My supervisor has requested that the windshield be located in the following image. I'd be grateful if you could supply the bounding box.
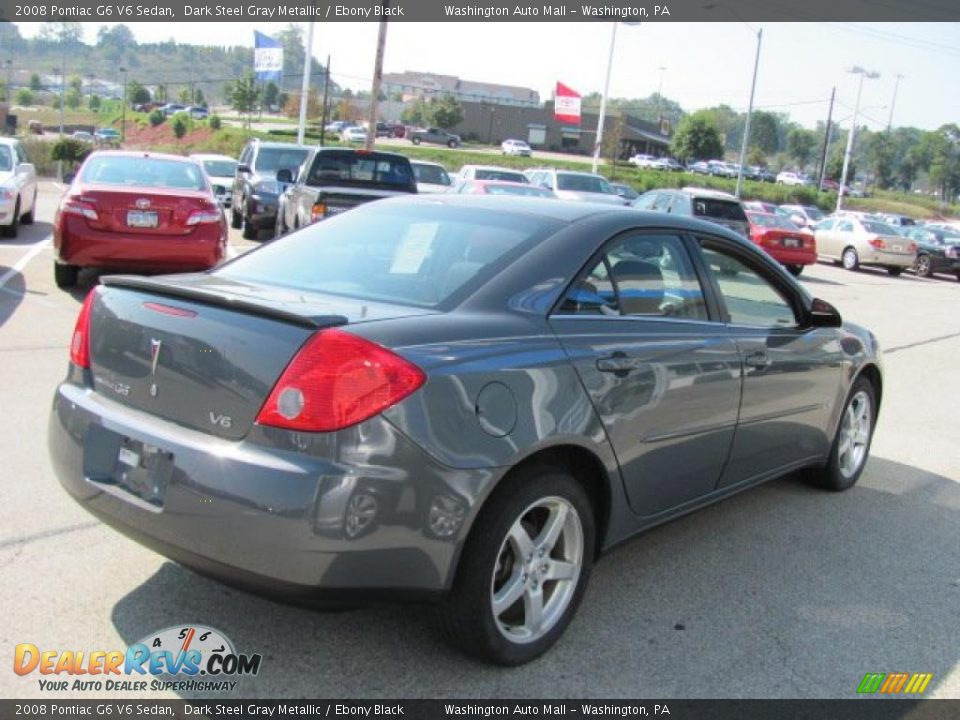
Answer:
[484,183,553,197]
[802,206,825,221]
[693,198,748,222]
[202,160,237,177]
[217,205,558,308]
[307,151,414,189]
[413,164,451,185]
[557,173,612,193]
[474,169,527,183]
[81,156,207,190]
[254,147,310,174]
[0,146,12,172]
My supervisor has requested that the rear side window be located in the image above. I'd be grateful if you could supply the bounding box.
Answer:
[557,174,611,193]
[413,164,450,185]
[81,156,207,190]
[308,152,413,189]
[692,198,747,222]
[218,205,558,308]
[700,244,797,327]
[0,146,12,172]
[474,169,527,183]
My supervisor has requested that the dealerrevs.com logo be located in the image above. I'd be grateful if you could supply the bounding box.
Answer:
[14,625,262,693]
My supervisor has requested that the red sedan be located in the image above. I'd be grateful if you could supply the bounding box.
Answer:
[53,151,227,288]
[746,211,816,276]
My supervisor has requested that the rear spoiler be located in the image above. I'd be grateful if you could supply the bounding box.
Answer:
[100,275,348,330]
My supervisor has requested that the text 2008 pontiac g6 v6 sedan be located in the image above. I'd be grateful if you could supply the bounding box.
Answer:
[49,196,882,665]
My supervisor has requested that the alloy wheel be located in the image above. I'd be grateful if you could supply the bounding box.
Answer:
[837,390,872,479]
[490,496,583,644]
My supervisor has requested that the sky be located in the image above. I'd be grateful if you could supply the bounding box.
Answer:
[14,21,960,131]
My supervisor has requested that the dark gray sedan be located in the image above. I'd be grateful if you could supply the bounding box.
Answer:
[49,196,883,666]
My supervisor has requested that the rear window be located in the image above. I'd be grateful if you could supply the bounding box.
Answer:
[254,147,310,174]
[802,206,825,221]
[483,184,554,198]
[217,204,559,308]
[861,220,900,236]
[412,163,450,186]
[557,173,612,193]
[201,160,237,177]
[693,198,747,222]
[308,151,414,189]
[81,156,207,190]
[474,169,528,183]
[748,213,799,230]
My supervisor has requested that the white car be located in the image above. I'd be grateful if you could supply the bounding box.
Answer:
[342,126,368,143]
[501,139,532,157]
[453,165,529,184]
[190,153,239,208]
[0,138,38,238]
[410,160,452,193]
[776,171,809,186]
[629,154,658,168]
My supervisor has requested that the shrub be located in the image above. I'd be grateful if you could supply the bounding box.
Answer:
[19,137,54,176]
[148,109,164,127]
[172,114,188,144]
[15,88,34,106]
[208,115,222,131]
[51,138,93,167]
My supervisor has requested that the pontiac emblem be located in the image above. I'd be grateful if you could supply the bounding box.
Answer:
[135,198,152,210]
[149,338,162,397]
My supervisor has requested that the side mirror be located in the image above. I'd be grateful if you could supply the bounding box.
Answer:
[237,164,251,174]
[276,168,294,184]
[809,298,842,328]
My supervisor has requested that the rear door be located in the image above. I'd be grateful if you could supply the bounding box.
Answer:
[549,230,742,517]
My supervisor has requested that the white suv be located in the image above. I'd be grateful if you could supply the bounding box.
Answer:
[501,139,532,157]
[0,138,38,238]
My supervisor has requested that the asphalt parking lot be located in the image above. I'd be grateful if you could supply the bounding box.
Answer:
[1,181,958,699]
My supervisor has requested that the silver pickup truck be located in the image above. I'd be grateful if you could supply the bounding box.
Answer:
[409,127,461,148]
[275,148,418,238]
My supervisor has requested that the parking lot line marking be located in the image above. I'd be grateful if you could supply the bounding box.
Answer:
[0,239,51,291]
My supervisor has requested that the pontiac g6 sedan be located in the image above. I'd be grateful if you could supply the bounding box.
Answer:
[49,196,883,665]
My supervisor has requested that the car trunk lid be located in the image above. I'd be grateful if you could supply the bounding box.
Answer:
[73,186,216,236]
[88,274,435,440]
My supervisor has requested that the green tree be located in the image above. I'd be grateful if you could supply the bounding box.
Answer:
[172,113,189,146]
[68,75,83,93]
[671,110,724,161]
[65,87,82,109]
[126,80,151,106]
[429,95,463,130]
[264,81,280,110]
[786,127,817,169]
[178,87,192,104]
[51,138,92,167]
[39,22,84,44]
[154,85,168,103]
[16,88,34,106]
[400,99,429,126]
[29,73,41,92]
[148,109,164,127]
[748,111,780,155]
[194,89,205,107]
[225,72,260,128]
[864,131,896,189]
[89,94,101,111]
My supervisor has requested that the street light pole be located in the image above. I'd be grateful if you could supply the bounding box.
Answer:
[296,22,315,146]
[592,22,619,175]
[734,26,761,198]
[119,68,127,144]
[837,66,879,212]
[656,65,666,120]
[886,73,904,132]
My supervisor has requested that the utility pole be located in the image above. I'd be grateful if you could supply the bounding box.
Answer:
[319,55,331,146]
[734,26,762,198]
[592,22,619,174]
[296,22,315,145]
[817,86,835,192]
[365,14,389,151]
[886,74,904,132]
[837,66,879,212]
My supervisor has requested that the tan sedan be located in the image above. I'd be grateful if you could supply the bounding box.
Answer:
[813,216,917,276]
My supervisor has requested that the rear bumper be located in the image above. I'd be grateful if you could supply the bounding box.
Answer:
[766,247,817,266]
[55,217,224,271]
[49,380,496,599]
[246,194,278,229]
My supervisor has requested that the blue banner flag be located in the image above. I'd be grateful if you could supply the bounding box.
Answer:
[254,31,283,82]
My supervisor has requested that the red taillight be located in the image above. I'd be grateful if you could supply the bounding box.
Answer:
[186,203,222,225]
[61,198,99,222]
[70,289,97,368]
[868,236,887,250]
[256,328,426,432]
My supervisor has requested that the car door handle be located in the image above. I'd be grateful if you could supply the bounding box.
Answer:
[597,353,641,374]
[744,350,771,369]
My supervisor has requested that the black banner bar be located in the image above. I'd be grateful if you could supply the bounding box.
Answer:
[2,700,960,720]
[0,0,958,23]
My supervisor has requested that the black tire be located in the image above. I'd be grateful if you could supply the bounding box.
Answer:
[54,263,79,288]
[913,254,931,278]
[240,201,257,240]
[439,465,595,666]
[841,246,859,271]
[22,191,37,225]
[804,376,876,491]
[230,205,242,229]
[448,140,458,148]
[412,137,421,145]
[887,266,903,277]
[273,211,286,240]
[786,264,803,277]
[2,199,19,238]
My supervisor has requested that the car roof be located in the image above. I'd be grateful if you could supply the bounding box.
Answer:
[410,160,446,168]
[462,164,526,171]
[680,187,738,200]
[189,153,236,162]
[251,140,313,150]
[86,150,199,163]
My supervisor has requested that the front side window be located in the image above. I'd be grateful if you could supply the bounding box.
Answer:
[700,243,797,328]
[559,234,708,320]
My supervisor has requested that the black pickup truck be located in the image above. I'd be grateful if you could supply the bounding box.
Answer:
[274,148,417,237]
